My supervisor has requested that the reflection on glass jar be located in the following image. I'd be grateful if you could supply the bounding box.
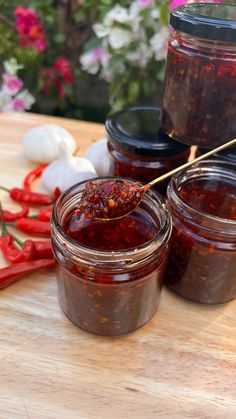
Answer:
[161,4,236,147]
[51,178,172,335]
[106,106,190,195]
[164,160,236,304]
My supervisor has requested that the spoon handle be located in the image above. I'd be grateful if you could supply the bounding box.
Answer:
[146,138,236,189]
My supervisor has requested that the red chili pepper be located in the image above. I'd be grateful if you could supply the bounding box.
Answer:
[23,164,48,190]
[0,202,36,264]
[34,240,53,259]
[14,218,51,237]
[0,202,20,260]
[0,235,20,261]
[38,208,52,221]
[0,258,55,289]
[0,203,29,222]
[54,187,61,199]
[9,188,54,206]
[30,208,52,222]
[3,238,35,264]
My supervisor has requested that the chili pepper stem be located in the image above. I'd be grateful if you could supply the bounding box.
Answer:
[0,212,23,247]
[11,234,24,247]
[0,186,10,192]
[0,203,8,237]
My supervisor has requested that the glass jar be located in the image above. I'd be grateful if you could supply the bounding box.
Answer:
[106,106,190,195]
[161,4,236,148]
[164,160,236,304]
[197,145,236,164]
[51,178,172,335]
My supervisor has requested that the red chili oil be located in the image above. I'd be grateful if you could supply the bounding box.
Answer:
[78,179,144,220]
[64,209,157,252]
[51,178,171,335]
[106,106,190,195]
[161,4,236,147]
[164,161,236,304]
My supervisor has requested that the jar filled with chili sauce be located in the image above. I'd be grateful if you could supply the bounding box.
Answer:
[161,4,236,148]
[106,106,190,195]
[164,160,236,304]
[51,178,171,335]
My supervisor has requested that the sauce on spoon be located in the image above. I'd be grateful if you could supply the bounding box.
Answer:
[79,179,145,220]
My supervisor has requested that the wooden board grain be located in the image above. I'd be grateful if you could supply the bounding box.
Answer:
[0,112,235,419]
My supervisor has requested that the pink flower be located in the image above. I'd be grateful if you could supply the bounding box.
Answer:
[80,47,110,74]
[53,57,74,84]
[41,57,73,99]
[137,0,155,9]
[15,6,46,52]
[11,98,25,111]
[169,0,188,10]
[2,73,23,95]
[169,0,221,11]
[92,47,107,61]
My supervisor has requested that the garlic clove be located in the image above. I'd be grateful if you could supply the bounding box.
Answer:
[41,155,97,194]
[85,138,114,177]
[22,124,77,164]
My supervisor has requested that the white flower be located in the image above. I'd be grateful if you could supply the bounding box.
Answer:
[80,50,100,75]
[128,3,142,32]
[150,26,170,61]
[151,9,160,19]
[3,58,23,76]
[80,47,110,75]
[15,90,35,110]
[109,27,133,49]
[0,91,11,111]
[105,5,129,26]
[127,43,152,68]
[93,23,110,38]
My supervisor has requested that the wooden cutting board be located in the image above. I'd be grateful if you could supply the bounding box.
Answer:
[0,112,235,419]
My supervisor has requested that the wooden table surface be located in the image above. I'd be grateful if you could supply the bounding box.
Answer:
[0,112,235,419]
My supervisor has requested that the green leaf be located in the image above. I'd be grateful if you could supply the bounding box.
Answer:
[54,33,66,44]
[128,80,140,103]
[111,97,126,112]
[74,9,87,23]
[160,4,170,25]
[100,0,114,4]
[108,55,124,70]
[84,37,102,52]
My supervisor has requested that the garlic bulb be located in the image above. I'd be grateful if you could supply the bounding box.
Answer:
[42,144,97,194]
[22,124,77,163]
[85,138,113,177]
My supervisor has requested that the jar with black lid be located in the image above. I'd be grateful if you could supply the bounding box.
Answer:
[106,106,190,195]
[161,4,236,148]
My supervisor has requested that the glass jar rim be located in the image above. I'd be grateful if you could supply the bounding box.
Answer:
[167,160,236,233]
[170,4,236,43]
[198,146,236,163]
[51,177,172,265]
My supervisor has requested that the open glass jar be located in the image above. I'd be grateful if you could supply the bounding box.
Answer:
[161,4,236,147]
[197,145,236,164]
[164,160,236,304]
[51,178,172,335]
[106,106,190,195]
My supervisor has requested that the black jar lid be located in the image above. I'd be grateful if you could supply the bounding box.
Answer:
[170,4,236,42]
[106,106,189,157]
